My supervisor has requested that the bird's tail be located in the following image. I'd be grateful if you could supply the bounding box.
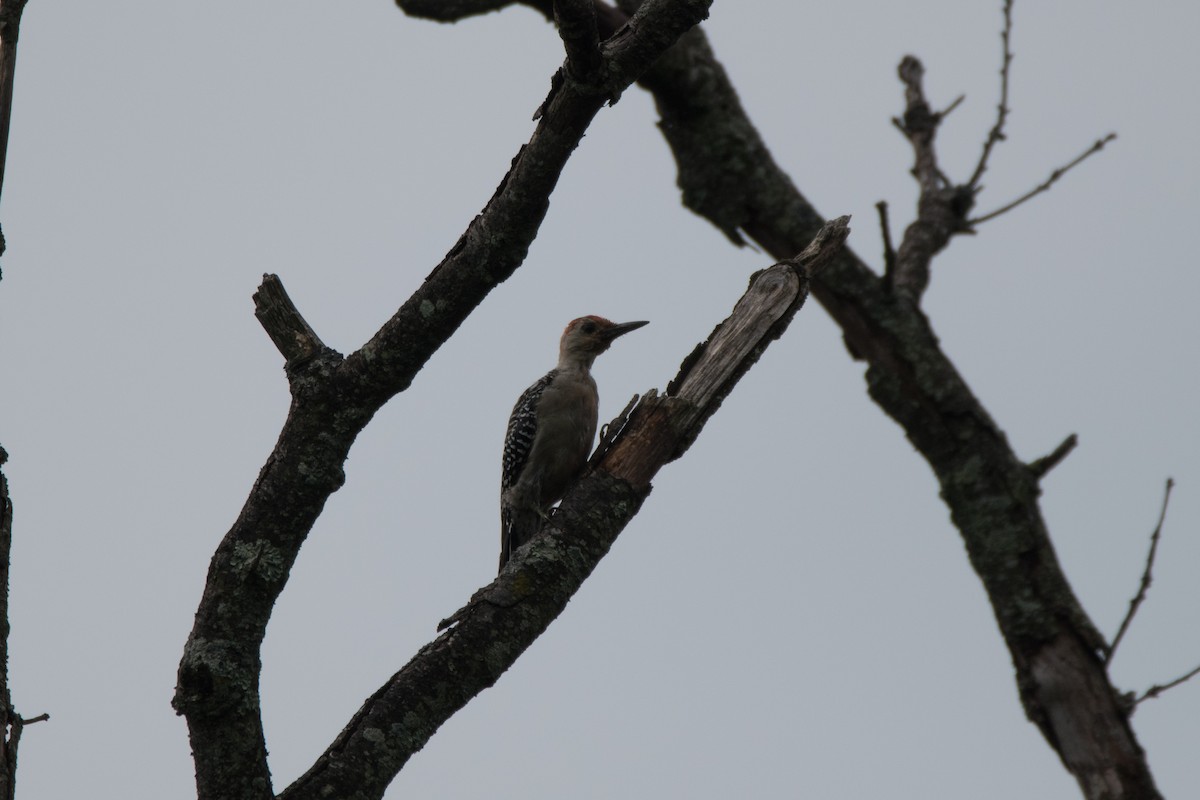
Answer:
[499,507,543,572]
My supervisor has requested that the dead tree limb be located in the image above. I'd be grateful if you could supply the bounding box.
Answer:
[279,218,849,800]
[0,0,28,262]
[0,4,40,798]
[551,9,1157,799]
[0,448,14,800]
[172,3,712,799]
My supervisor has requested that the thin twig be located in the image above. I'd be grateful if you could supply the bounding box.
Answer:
[1028,433,1078,480]
[1106,478,1174,664]
[1135,662,1200,707]
[968,0,1014,189]
[940,94,966,120]
[876,201,897,282]
[969,133,1117,225]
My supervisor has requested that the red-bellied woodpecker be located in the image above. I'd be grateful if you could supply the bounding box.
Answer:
[499,316,648,570]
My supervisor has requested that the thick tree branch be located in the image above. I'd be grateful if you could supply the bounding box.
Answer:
[0,0,30,264]
[393,0,520,21]
[340,0,711,409]
[279,219,848,800]
[614,18,1159,800]
[0,4,34,795]
[554,0,601,82]
[174,4,712,799]
[0,447,14,800]
[0,448,45,800]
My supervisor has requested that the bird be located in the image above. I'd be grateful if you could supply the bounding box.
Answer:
[499,316,648,571]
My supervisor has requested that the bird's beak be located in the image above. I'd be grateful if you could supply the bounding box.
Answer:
[603,320,649,341]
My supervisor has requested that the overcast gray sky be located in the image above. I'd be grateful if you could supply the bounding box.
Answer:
[1,1,1197,798]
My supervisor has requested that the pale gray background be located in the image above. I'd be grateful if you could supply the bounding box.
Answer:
[1,1,1197,798]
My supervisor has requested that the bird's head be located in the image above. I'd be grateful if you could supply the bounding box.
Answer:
[558,316,649,368]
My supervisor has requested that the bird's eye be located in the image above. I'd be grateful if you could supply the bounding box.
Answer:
[581,321,598,334]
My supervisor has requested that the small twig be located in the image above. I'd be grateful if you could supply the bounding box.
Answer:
[14,712,48,725]
[969,133,1117,225]
[940,94,966,119]
[1027,433,1078,479]
[968,0,1015,188]
[1106,478,1174,664]
[1135,662,1200,708]
[876,201,897,283]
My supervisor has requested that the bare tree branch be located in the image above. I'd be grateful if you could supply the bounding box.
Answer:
[877,3,1112,305]
[620,18,1160,800]
[969,133,1117,225]
[0,0,31,264]
[252,274,332,369]
[876,200,897,284]
[1136,662,1200,707]
[0,5,36,797]
[1106,478,1174,664]
[173,3,713,799]
[887,55,975,303]
[0,449,46,800]
[393,0,522,22]
[280,218,849,800]
[554,0,601,83]
[0,446,15,800]
[968,0,1015,189]
[1027,433,1078,480]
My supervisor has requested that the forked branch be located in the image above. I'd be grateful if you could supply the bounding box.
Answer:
[887,55,975,303]
[612,12,1160,798]
[281,218,849,800]
[175,4,714,799]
